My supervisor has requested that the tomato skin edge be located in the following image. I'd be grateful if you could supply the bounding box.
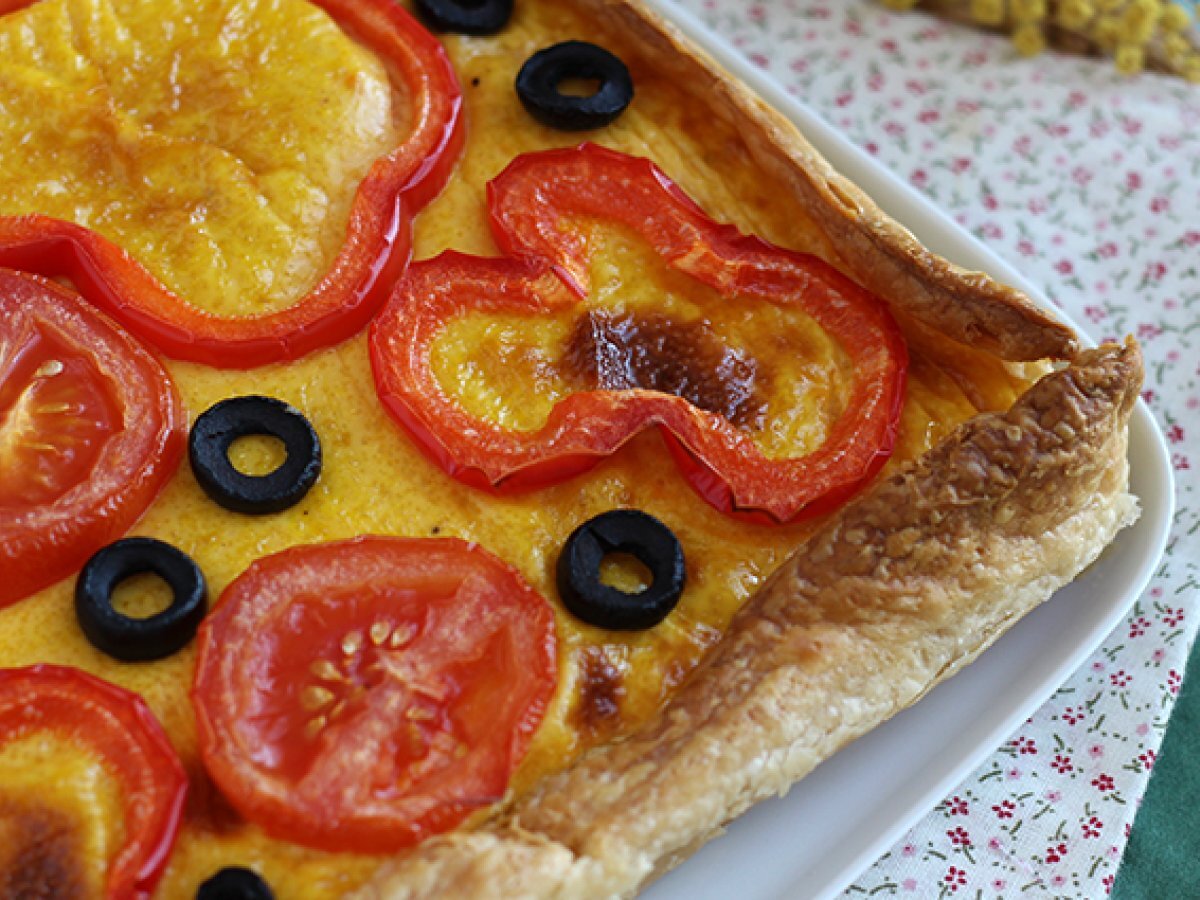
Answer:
[0,665,187,900]
[0,269,186,608]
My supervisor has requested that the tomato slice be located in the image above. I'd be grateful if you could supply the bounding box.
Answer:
[0,665,187,900]
[0,0,463,367]
[0,269,184,608]
[191,536,558,853]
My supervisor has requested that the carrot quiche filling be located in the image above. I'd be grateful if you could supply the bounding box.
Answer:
[0,0,1042,896]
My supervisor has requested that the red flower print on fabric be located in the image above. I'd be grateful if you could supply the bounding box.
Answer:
[944,866,967,891]
[1045,842,1069,864]
[946,826,972,847]
[1051,754,1074,774]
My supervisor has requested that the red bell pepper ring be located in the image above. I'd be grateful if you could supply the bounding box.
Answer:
[0,0,463,368]
[371,144,908,524]
[0,665,187,900]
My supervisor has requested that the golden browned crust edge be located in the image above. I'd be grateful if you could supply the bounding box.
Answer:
[360,341,1142,899]
[581,0,1077,362]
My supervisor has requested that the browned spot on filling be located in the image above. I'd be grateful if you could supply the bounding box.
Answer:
[573,645,627,737]
[564,311,767,429]
[0,797,87,900]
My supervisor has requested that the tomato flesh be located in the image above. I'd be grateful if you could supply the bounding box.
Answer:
[0,665,187,900]
[0,268,185,608]
[0,326,120,508]
[192,536,558,853]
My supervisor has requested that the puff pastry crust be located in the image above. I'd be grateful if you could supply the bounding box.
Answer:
[360,340,1140,898]
[354,1,1142,896]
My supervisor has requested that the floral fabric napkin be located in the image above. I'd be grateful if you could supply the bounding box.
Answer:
[673,0,1199,896]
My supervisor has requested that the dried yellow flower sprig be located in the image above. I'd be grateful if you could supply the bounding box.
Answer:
[879,0,1200,80]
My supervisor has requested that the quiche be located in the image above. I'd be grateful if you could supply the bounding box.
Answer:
[0,0,1141,897]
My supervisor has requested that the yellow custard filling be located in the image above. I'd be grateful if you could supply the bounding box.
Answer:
[0,0,399,316]
[432,225,853,457]
[0,734,123,897]
[0,0,1038,896]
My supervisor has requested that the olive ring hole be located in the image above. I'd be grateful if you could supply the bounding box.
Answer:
[598,550,653,595]
[110,572,176,620]
[555,76,604,100]
[228,434,289,478]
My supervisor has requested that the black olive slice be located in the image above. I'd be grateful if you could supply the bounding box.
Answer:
[189,396,321,515]
[414,0,513,35]
[196,867,274,900]
[556,509,685,631]
[75,538,207,662]
[516,41,633,131]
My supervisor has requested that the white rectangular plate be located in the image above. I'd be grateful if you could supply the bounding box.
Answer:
[638,3,1176,899]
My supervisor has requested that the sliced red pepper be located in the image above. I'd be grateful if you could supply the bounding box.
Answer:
[371,144,908,524]
[0,665,187,900]
[0,0,463,368]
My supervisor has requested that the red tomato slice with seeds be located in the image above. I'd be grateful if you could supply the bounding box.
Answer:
[0,666,187,900]
[191,536,558,853]
[0,269,185,607]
